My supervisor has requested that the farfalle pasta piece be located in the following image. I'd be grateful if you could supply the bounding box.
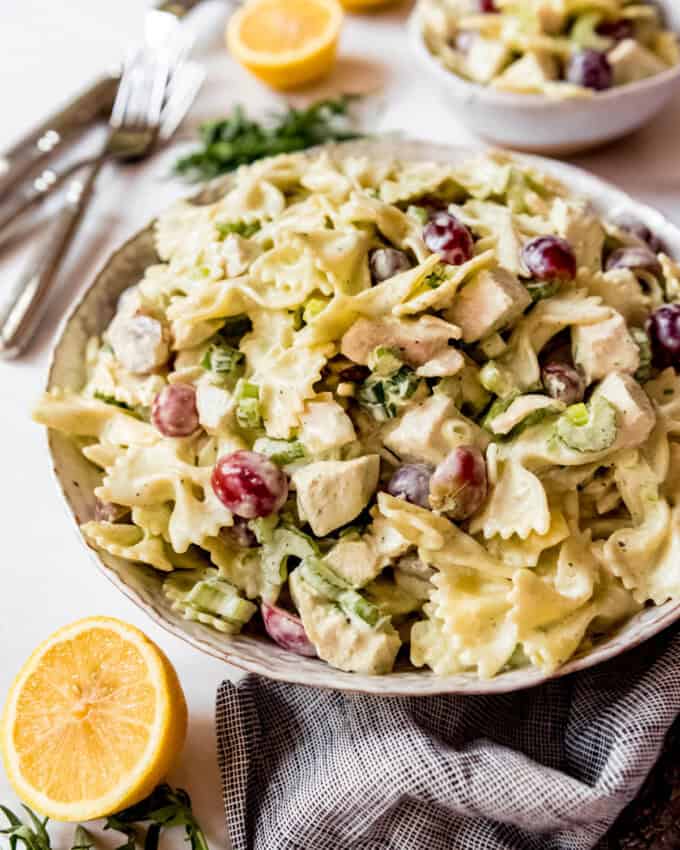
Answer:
[470,455,551,540]
[493,290,611,394]
[484,502,570,568]
[84,343,166,409]
[34,391,158,446]
[645,368,680,437]
[376,493,514,580]
[413,570,516,678]
[81,521,174,572]
[396,250,496,316]
[598,450,679,604]
[378,161,463,206]
[214,176,286,224]
[155,200,217,265]
[338,192,429,261]
[95,440,233,553]
[454,200,526,274]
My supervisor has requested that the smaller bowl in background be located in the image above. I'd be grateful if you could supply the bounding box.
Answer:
[408,0,680,155]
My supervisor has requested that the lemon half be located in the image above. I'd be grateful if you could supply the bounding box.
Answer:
[227,0,344,90]
[0,617,187,822]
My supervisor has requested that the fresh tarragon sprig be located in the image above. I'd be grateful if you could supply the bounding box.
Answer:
[174,95,364,181]
[0,785,208,850]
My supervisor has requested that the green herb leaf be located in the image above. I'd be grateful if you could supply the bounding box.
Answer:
[70,826,94,850]
[174,97,363,182]
[0,804,52,850]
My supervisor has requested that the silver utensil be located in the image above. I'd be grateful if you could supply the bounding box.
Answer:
[0,33,187,358]
[0,0,207,199]
[0,61,204,237]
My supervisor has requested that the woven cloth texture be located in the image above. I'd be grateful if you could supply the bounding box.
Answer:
[216,626,680,850]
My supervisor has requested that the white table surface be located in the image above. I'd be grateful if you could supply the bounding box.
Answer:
[2,2,680,847]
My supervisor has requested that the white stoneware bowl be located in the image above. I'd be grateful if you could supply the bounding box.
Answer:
[408,1,680,154]
[45,139,680,695]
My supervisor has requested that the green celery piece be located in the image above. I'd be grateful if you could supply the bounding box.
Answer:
[525,280,561,303]
[338,589,380,627]
[367,345,403,376]
[254,436,306,465]
[216,219,261,239]
[249,514,280,544]
[566,403,589,427]
[406,204,429,224]
[302,297,330,324]
[202,341,245,376]
[571,12,611,51]
[357,366,421,422]
[300,556,350,599]
[261,527,318,592]
[557,397,617,452]
[186,578,256,623]
[479,360,517,398]
[235,380,262,430]
[631,327,653,382]
[481,394,518,431]
[174,97,363,181]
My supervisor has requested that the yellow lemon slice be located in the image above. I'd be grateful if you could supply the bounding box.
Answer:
[0,617,187,822]
[341,0,396,9]
[226,0,344,90]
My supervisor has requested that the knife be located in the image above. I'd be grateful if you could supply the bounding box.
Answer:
[0,0,211,200]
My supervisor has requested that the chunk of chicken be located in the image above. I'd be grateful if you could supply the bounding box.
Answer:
[107,311,170,375]
[340,315,461,372]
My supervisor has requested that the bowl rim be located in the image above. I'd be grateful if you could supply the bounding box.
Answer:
[43,138,680,696]
[407,6,680,110]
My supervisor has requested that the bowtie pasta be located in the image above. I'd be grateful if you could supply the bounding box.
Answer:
[35,148,680,678]
[419,0,679,96]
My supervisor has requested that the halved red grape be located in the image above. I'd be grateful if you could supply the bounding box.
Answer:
[596,19,634,42]
[646,304,680,368]
[542,362,585,405]
[212,451,288,519]
[261,603,317,657]
[606,245,662,277]
[423,212,474,266]
[151,383,200,438]
[523,236,577,282]
[429,446,487,520]
[566,49,613,91]
[369,248,412,283]
[386,464,434,509]
[479,0,497,11]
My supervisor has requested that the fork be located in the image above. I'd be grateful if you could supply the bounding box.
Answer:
[0,38,181,358]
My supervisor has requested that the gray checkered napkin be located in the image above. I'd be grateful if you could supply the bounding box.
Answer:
[216,625,680,850]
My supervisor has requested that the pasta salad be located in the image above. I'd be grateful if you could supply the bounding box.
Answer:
[419,0,679,96]
[35,148,680,678]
